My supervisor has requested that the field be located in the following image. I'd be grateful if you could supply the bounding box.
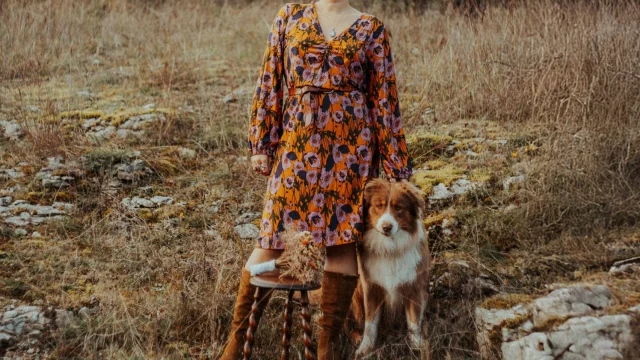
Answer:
[1,0,639,359]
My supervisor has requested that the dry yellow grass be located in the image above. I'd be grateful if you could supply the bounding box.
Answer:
[1,0,639,359]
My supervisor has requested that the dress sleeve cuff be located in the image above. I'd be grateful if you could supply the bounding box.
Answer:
[249,142,278,157]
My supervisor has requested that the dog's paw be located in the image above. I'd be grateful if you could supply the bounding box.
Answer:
[355,337,375,357]
[408,333,423,350]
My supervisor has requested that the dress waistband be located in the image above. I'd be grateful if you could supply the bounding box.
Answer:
[288,85,359,97]
[288,86,361,125]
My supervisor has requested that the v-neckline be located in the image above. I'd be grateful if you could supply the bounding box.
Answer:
[311,2,365,43]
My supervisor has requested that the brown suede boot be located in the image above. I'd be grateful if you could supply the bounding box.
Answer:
[318,271,359,360]
[219,269,272,360]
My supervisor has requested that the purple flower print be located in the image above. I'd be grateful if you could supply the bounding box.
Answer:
[350,61,364,79]
[261,219,272,233]
[284,210,295,227]
[307,169,318,184]
[354,106,364,118]
[329,92,340,104]
[297,221,309,232]
[303,68,315,82]
[294,161,305,174]
[313,193,325,208]
[320,168,333,189]
[390,154,400,165]
[308,212,325,228]
[342,229,353,242]
[375,59,385,73]
[357,145,372,161]
[372,44,384,57]
[284,176,295,188]
[250,125,259,139]
[266,92,278,107]
[306,53,320,68]
[299,21,310,31]
[311,230,323,244]
[337,169,348,182]
[392,116,402,134]
[386,61,396,77]
[270,177,281,194]
[359,163,370,176]
[391,137,398,151]
[356,30,367,42]
[317,110,330,129]
[282,152,292,169]
[361,19,372,30]
[304,152,320,168]
[262,71,273,88]
[346,154,357,167]
[314,72,329,87]
[379,98,390,111]
[332,145,344,163]
[265,199,273,213]
[260,236,270,248]
[256,108,266,121]
[303,6,313,18]
[360,128,371,141]
[336,204,347,223]
[349,214,361,228]
[352,91,364,104]
[309,133,321,148]
[333,111,344,123]
[341,97,352,108]
[331,74,342,86]
[326,230,338,246]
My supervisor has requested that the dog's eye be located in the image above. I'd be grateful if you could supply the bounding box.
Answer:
[394,205,404,211]
[374,202,385,209]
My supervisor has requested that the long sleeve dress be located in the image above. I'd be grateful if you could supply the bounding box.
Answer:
[248,2,413,250]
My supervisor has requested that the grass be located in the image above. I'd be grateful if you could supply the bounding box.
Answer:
[1,0,639,359]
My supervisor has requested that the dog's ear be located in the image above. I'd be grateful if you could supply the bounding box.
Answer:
[363,178,389,213]
[398,179,425,217]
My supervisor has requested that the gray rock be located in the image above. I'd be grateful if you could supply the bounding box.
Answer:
[177,147,196,159]
[0,120,23,140]
[451,179,476,195]
[429,183,455,200]
[503,174,526,191]
[14,229,28,237]
[150,196,173,206]
[0,196,12,206]
[609,257,640,274]
[532,285,612,326]
[81,117,101,130]
[55,309,75,329]
[234,223,260,239]
[235,212,261,225]
[0,168,25,179]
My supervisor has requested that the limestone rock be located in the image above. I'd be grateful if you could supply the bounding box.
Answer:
[235,212,261,225]
[234,223,260,239]
[430,183,455,200]
[0,120,23,140]
[476,284,638,360]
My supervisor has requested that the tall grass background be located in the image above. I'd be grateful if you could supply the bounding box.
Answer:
[1,0,638,358]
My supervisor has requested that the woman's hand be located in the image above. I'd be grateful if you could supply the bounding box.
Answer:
[251,155,272,176]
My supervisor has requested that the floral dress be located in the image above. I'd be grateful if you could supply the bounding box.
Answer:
[248,2,412,249]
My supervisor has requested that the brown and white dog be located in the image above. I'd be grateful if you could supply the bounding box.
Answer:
[354,178,431,356]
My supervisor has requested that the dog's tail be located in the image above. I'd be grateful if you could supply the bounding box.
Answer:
[345,280,365,343]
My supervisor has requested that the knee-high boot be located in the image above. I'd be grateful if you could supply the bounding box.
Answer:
[317,271,359,360]
[219,269,272,360]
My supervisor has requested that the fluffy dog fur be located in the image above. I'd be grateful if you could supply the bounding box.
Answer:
[351,178,431,356]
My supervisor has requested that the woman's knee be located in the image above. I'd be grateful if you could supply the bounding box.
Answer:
[324,243,358,276]
[244,246,282,269]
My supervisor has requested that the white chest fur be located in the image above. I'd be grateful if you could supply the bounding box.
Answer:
[363,228,423,305]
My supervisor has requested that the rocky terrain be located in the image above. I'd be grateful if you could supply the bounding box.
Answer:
[1,1,639,359]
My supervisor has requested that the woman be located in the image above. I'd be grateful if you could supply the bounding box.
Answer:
[220,1,412,359]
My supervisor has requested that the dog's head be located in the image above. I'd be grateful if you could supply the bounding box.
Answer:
[363,178,425,238]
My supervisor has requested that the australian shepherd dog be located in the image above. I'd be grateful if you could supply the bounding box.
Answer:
[352,178,431,356]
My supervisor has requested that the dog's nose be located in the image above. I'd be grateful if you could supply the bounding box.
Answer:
[381,223,393,234]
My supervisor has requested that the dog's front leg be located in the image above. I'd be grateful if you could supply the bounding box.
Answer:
[404,295,426,349]
[355,283,384,356]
